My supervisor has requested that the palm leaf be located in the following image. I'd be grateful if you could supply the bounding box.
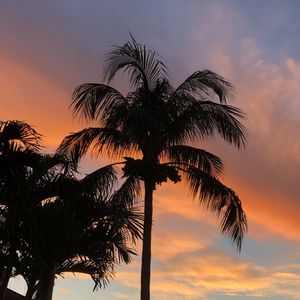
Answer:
[184,166,247,250]
[0,120,42,151]
[58,127,104,165]
[98,128,140,159]
[166,145,223,177]
[104,101,151,136]
[58,257,112,290]
[165,100,246,148]
[104,36,168,90]
[109,175,141,208]
[174,70,233,103]
[105,203,143,244]
[72,84,125,121]
[58,127,139,164]
[80,165,117,200]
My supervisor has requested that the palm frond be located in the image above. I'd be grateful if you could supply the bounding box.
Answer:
[165,100,246,148]
[0,120,42,151]
[104,36,168,90]
[58,127,139,164]
[58,257,112,290]
[103,99,150,133]
[109,175,141,208]
[28,153,74,182]
[106,204,143,244]
[166,145,223,177]
[101,89,161,152]
[71,84,125,121]
[112,235,136,264]
[174,70,233,103]
[95,128,140,160]
[101,94,132,129]
[58,127,103,165]
[80,165,117,200]
[184,167,247,250]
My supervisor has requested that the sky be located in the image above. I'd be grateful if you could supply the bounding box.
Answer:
[1,0,300,299]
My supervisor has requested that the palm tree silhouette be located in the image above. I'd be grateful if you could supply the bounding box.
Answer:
[18,163,142,300]
[0,120,41,300]
[0,120,142,300]
[59,37,247,300]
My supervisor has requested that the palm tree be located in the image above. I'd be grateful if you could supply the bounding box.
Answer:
[0,120,41,300]
[19,165,142,300]
[0,151,73,300]
[0,135,142,300]
[59,37,247,300]
[2,151,78,300]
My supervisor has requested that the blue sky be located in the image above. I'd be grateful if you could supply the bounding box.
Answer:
[1,1,300,299]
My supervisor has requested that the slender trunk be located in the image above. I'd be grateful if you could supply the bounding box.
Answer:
[25,278,38,300]
[140,180,154,300]
[25,285,36,300]
[35,268,55,300]
[0,252,15,300]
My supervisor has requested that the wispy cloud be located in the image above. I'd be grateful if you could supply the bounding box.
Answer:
[116,248,300,299]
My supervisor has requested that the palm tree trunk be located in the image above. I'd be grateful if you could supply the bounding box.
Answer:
[0,252,14,300]
[25,278,38,300]
[0,267,11,300]
[140,180,154,300]
[35,268,55,300]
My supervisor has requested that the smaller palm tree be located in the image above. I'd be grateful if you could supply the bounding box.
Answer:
[1,150,142,300]
[0,120,142,300]
[17,165,142,300]
[0,120,41,300]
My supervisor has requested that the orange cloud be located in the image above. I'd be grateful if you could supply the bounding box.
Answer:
[56,288,71,294]
[152,229,207,261]
[113,249,300,299]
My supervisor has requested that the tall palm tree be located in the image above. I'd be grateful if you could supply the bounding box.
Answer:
[59,37,247,300]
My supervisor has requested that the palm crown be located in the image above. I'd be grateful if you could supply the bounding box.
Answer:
[59,36,247,300]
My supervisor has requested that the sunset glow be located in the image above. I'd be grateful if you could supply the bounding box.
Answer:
[1,1,300,299]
